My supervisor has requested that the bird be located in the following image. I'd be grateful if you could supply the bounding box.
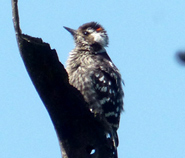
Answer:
[64,22,124,148]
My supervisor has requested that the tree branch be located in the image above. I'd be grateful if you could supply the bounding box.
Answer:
[11,0,117,158]
[176,52,185,65]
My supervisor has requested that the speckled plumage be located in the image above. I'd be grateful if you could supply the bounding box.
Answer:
[64,22,124,146]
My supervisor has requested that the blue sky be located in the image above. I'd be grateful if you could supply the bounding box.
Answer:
[1,0,185,157]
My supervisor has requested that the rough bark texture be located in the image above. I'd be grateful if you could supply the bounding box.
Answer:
[11,0,117,158]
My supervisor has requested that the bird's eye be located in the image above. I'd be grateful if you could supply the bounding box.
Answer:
[83,31,89,35]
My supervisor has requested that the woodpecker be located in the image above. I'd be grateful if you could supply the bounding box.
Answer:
[64,22,124,147]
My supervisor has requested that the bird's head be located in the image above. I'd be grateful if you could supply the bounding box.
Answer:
[64,22,109,50]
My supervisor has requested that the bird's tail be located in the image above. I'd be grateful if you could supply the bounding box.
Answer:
[109,130,119,158]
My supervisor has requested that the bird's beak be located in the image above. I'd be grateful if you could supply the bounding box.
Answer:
[63,26,77,36]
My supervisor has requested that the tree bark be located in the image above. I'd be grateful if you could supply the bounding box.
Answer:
[11,1,117,158]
